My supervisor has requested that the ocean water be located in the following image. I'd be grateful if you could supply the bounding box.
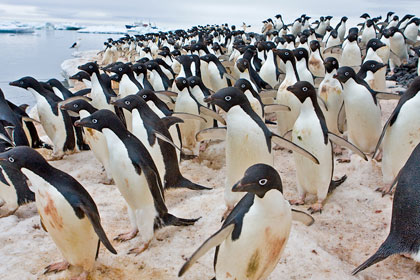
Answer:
[0,30,116,106]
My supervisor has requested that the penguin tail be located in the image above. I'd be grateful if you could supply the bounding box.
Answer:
[163,213,201,227]
[352,237,398,275]
[328,174,347,193]
[168,175,212,191]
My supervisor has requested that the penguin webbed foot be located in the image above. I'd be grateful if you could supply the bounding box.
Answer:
[44,261,70,274]
[163,213,201,227]
[128,240,151,256]
[71,271,88,280]
[100,177,114,185]
[289,199,305,206]
[114,229,139,242]
[336,157,351,163]
[308,202,323,214]
[375,184,394,197]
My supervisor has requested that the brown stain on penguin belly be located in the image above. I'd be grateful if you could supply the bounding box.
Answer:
[86,128,98,141]
[260,227,286,277]
[43,193,64,230]
[246,249,260,278]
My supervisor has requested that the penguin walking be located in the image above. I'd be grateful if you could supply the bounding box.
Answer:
[201,87,318,216]
[336,17,348,42]
[179,163,314,279]
[0,146,117,279]
[9,77,76,159]
[352,142,420,275]
[373,77,420,194]
[75,110,199,254]
[287,81,366,213]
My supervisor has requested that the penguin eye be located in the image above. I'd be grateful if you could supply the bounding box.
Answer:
[373,42,376,45]
[332,61,336,65]
[299,51,303,54]
[118,67,123,71]
[302,87,308,92]
[259,179,268,185]
[125,100,130,105]
[142,94,147,99]
[285,51,289,55]
[371,64,375,68]
[344,72,349,76]
[92,119,98,124]
[89,65,93,69]
[225,96,232,101]
[183,80,186,84]
[8,156,14,163]
[74,104,78,108]
[241,84,245,88]
[20,81,24,85]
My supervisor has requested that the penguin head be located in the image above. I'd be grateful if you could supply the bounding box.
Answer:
[110,73,121,82]
[287,81,317,104]
[175,77,189,90]
[236,58,250,73]
[274,49,296,64]
[137,57,150,64]
[330,29,338,38]
[366,19,374,27]
[200,54,215,63]
[361,60,387,74]
[360,13,370,19]
[384,27,400,38]
[145,61,159,72]
[112,94,145,112]
[75,109,120,132]
[109,63,131,76]
[324,57,339,73]
[334,66,356,84]
[299,35,308,44]
[131,63,147,75]
[341,16,348,22]
[232,164,283,198]
[348,27,359,36]
[366,39,385,51]
[69,71,90,82]
[46,78,61,89]
[0,146,51,172]
[137,89,157,102]
[78,62,99,75]
[187,76,203,89]
[293,48,309,62]
[9,76,39,89]
[60,98,95,114]
[204,87,249,112]
[347,32,358,43]
[234,79,256,94]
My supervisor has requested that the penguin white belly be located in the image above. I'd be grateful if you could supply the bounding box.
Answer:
[296,61,314,84]
[244,90,263,119]
[200,63,212,90]
[191,88,213,130]
[318,77,343,134]
[79,111,111,180]
[308,52,325,77]
[131,110,165,184]
[378,40,390,64]
[292,103,332,198]
[150,71,165,91]
[22,169,98,271]
[0,169,18,212]
[341,42,361,68]
[90,74,115,112]
[174,93,201,156]
[276,78,301,136]
[361,28,376,46]
[119,75,139,132]
[225,106,273,208]
[259,59,277,88]
[382,95,420,184]
[343,82,381,153]
[390,35,408,65]
[216,192,291,279]
[209,62,228,91]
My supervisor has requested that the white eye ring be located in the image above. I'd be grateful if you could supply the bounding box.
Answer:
[118,67,123,71]
[92,119,98,123]
[285,51,289,55]
[302,87,308,92]
[20,81,24,85]
[8,157,14,163]
[74,104,78,108]
[332,61,336,65]
[299,51,303,54]
[373,42,376,45]
[241,84,245,88]
[345,72,349,76]
[183,80,186,84]
[225,96,231,101]
[125,100,130,105]
[142,95,147,99]
[259,178,268,185]
[89,65,93,69]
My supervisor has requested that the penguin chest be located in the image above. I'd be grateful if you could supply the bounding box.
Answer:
[35,98,66,147]
[216,192,292,280]
[174,93,201,153]
[22,169,98,269]
[259,59,277,88]
[292,108,332,195]
[209,62,227,91]
[297,62,314,84]
[244,91,263,119]
[276,79,301,135]
[119,75,139,97]
[308,53,325,77]
[0,168,18,210]
[341,43,361,67]
[150,71,165,91]
[318,78,343,134]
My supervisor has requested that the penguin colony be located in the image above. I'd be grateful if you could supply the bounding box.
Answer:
[1,11,420,280]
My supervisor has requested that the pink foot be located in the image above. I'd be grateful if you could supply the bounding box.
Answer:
[114,229,138,242]
[71,271,88,280]
[289,199,305,206]
[337,158,350,163]
[128,241,151,256]
[308,202,323,214]
[44,261,70,274]
[376,184,394,197]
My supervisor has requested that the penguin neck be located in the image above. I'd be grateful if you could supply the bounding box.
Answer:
[285,60,299,82]
[52,87,64,100]
[254,189,288,214]
[325,68,337,77]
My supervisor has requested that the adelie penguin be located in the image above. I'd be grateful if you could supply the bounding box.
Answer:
[197,87,319,217]
[75,110,200,255]
[287,81,367,213]
[111,94,210,191]
[178,164,315,279]
[352,143,420,275]
[9,77,76,159]
[0,146,117,279]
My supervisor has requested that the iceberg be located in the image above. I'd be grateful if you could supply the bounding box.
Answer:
[0,22,34,34]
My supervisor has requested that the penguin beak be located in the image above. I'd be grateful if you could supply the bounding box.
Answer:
[333,74,338,79]
[9,81,19,87]
[74,120,82,127]
[231,181,250,192]
[203,96,214,104]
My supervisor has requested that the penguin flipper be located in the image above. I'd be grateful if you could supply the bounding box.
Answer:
[161,116,184,129]
[153,130,182,152]
[199,106,226,125]
[196,127,227,142]
[328,132,368,161]
[259,89,277,99]
[271,133,320,164]
[21,116,40,124]
[375,92,401,100]
[337,103,346,134]
[291,209,315,226]
[317,96,328,111]
[172,112,207,123]
[79,204,117,254]
[178,224,235,277]
[0,132,14,147]
[73,88,91,97]
[264,104,291,113]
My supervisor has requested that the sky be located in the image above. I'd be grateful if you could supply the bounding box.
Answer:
[0,0,419,30]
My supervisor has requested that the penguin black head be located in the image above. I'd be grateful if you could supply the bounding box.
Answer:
[360,13,370,19]
[70,71,90,82]
[348,27,359,36]
[299,35,308,44]
[110,73,121,82]
[0,146,47,172]
[75,109,120,132]
[392,15,399,21]
[334,67,356,83]
[9,76,39,89]
[293,48,309,62]
[324,57,339,73]
[204,87,248,112]
[366,19,374,27]
[137,57,150,64]
[111,94,145,112]
[145,61,159,71]
[384,27,400,38]
[109,63,131,75]
[175,77,189,90]
[78,62,99,75]
[234,79,256,94]
[131,63,147,75]
[136,89,157,103]
[330,29,338,38]
[366,39,386,51]
[287,81,317,104]
[236,58,250,73]
[200,53,217,63]
[232,164,283,198]
[347,32,358,43]
[341,16,348,22]
[274,49,296,64]
[360,60,387,74]
[60,98,96,114]
[325,16,333,21]
[187,76,203,88]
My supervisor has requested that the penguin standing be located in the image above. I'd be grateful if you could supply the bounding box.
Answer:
[294,48,314,84]
[357,60,387,92]
[75,110,199,254]
[179,164,314,279]
[360,19,377,46]
[234,79,264,119]
[385,27,409,71]
[202,87,318,216]
[340,32,362,71]
[352,142,420,275]
[0,146,117,279]
[199,53,232,91]
[258,42,280,88]
[9,77,76,159]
